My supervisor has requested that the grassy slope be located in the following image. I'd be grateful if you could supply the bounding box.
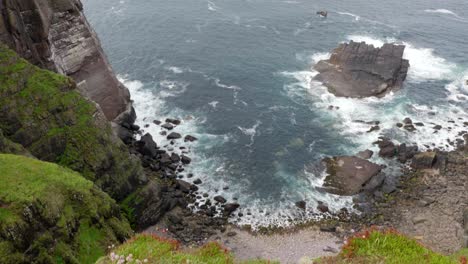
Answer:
[317,229,468,264]
[0,45,143,200]
[0,154,133,264]
[96,234,273,264]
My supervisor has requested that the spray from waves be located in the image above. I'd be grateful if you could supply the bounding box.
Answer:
[346,35,457,81]
[281,36,467,156]
[337,12,360,21]
[446,71,468,102]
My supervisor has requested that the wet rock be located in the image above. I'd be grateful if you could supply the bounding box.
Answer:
[317,202,329,213]
[227,231,237,237]
[414,122,424,127]
[166,118,181,125]
[193,179,202,185]
[223,203,240,215]
[167,132,182,140]
[396,123,403,128]
[433,125,442,130]
[153,120,162,125]
[314,41,409,98]
[320,224,337,232]
[404,124,417,132]
[403,117,413,124]
[367,126,380,133]
[323,156,384,195]
[214,196,227,204]
[136,133,158,158]
[357,149,374,160]
[295,200,306,210]
[160,131,167,136]
[184,135,198,142]
[161,123,174,130]
[177,180,193,193]
[181,155,192,165]
[376,138,397,158]
[171,153,181,162]
[411,152,437,169]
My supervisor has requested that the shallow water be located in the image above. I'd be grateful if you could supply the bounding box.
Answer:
[83,0,468,228]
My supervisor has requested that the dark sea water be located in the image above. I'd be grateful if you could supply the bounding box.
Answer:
[83,0,468,228]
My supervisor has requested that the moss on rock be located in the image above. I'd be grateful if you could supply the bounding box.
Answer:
[0,44,144,200]
[0,154,133,264]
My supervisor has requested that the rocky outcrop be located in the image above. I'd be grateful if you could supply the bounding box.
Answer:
[323,156,384,195]
[314,41,409,98]
[0,45,144,200]
[0,0,132,122]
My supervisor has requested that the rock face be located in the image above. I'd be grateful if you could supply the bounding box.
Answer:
[314,41,409,98]
[0,0,132,122]
[323,156,384,195]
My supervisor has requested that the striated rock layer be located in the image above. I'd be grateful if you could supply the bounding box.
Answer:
[0,0,133,122]
[314,41,409,98]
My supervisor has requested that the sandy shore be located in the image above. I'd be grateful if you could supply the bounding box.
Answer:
[211,226,343,263]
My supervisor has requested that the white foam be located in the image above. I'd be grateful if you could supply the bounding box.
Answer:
[207,0,219,11]
[237,120,261,147]
[446,70,468,102]
[346,35,457,81]
[337,12,360,21]
[159,80,189,98]
[165,66,184,74]
[208,101,219,108]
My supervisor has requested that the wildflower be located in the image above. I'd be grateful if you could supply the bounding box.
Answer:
[144,259,148,263]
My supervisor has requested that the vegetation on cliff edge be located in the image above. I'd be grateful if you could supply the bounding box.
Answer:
[0,154,133,264]
[0,44,143,200]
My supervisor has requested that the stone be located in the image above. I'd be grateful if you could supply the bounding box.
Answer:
[317,202,329,213]
[323,156,384,195]
[397,143,418,163]
[412,215,428,225]
[411,152,437,169]
[295,200,306,210]
[167,132,182,140]
[367,126,380,133]
[181,155,192,164]
[166,118,181,125]
[433,125,442,130]
[153,120,162,125]
[161,123,174,130]
[171,153,180,162]
[214,196,227,204]
[314,41,409,98]
[136,133,158,158]
[193,179,202,185]
[376,138,397,158]
[356,149,374,159]
[184,135,198,142]
[223,203,240,215]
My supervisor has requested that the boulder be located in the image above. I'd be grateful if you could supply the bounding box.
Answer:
[136,133,158,157]
[376,138,397,158]
[185,135,198,142]
[181,155,192,164]
[161,123,174,130]
[356,149,374,160]
[167,132,182,140]
[397,143,418,163]
[411,152,437,169]
[323,156,384,195]
[314,41,409,98]
[223,203,240,215]
[214,196,227,204]
[295,200,306,210]
[166,118,181,125]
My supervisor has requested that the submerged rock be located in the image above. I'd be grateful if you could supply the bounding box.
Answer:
[323,156,384,195]
[314,41,409,98]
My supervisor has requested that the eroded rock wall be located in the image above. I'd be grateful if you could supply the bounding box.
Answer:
[0,0,133,122]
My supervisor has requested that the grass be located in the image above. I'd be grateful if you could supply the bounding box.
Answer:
[0,44,143,201]
[96,234,275,264]
[0,154,132,263]
[317,229,468,264]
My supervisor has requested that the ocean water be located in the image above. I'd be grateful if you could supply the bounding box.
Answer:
[82,0,468,228]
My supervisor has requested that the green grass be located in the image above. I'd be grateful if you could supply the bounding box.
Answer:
[0,44,143,200]
[317,229,468,264]
[0,154,132,263]
[96,234,275,264]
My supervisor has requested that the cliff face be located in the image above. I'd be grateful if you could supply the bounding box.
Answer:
[0,45,145,200]
[0,0,133,122]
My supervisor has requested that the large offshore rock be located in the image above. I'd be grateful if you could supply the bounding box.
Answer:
[314,41,409,98]
[0,0,132,122]
[323,156,384,195]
